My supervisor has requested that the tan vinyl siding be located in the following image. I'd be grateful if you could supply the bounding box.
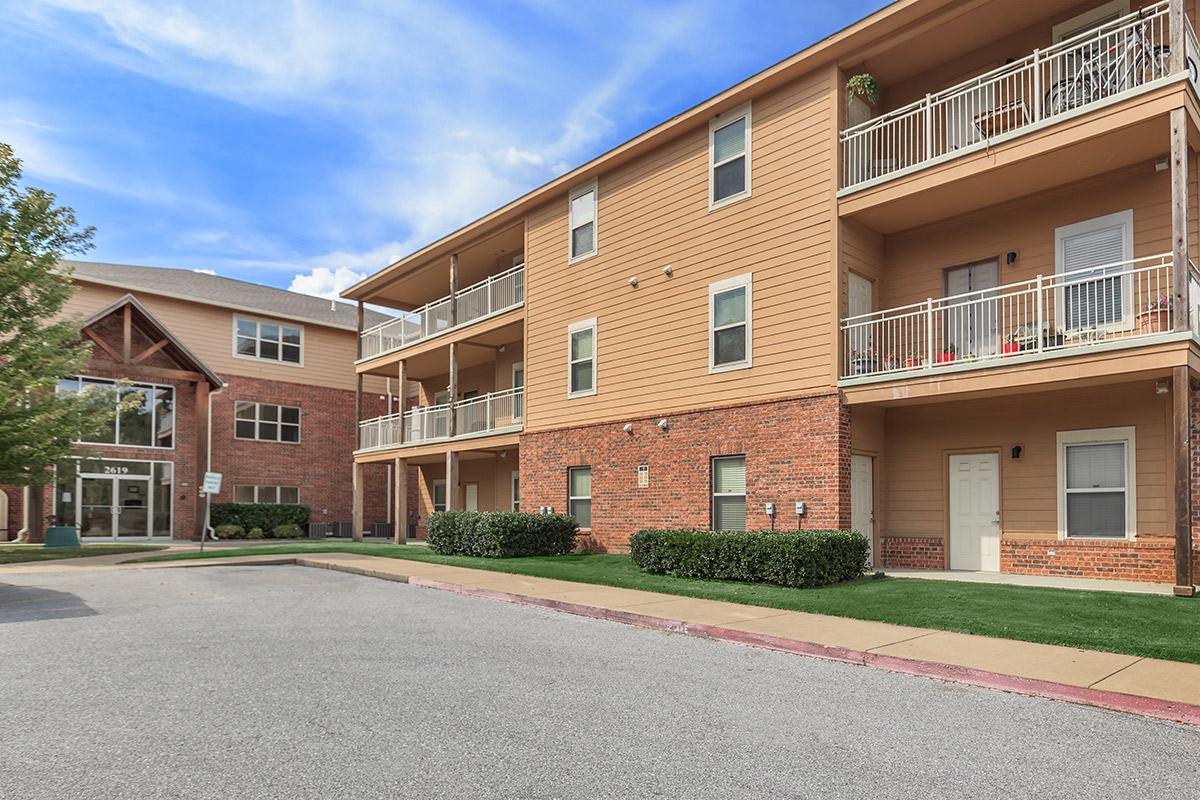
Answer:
[523,68,837,431]
[61,281,367,392]
[879,382,1170,543]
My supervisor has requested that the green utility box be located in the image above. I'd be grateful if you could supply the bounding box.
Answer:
[43,526,81,548]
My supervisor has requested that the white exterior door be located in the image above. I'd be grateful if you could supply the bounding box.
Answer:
[851,454,875,566]
[944,259,999,358]
[464,483,479,512]
[847,273,874,361]
[949,453,1000,571]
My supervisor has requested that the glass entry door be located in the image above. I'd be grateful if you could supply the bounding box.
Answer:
[77,476,152,539]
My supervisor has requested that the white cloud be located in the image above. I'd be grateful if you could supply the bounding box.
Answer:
[288,265,368,300]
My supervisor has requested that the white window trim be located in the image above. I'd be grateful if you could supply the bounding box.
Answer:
[567,318,598,398]
[234,484,301,504]
[1054,209,1134,333]
[1052,0,1129,43]
[432,479,447,513]
[511,469,520,512]
[708,102,752,211]
[568,466,592,529]
[232,315,305,368]
[511,361,524,388]
[568,179,598,264]
[65,376,177,451]
[708,273,753,374]
[711,455,747,531]
[1056,426,1137,541]
[234,400,302,444]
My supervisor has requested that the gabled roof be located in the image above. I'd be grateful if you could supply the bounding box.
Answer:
[81,293,224,389]
[64,260,394,330]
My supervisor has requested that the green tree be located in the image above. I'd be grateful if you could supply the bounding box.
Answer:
[0,142,122,532]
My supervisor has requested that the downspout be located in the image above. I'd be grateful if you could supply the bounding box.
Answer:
[16,486,30,542]
[205,383,225,540]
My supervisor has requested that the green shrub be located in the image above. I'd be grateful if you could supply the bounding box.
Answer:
[247,527,265,540]
[271,523,305,539]
[427,511,578,558]
[212,524,244,540]
[629,529,869,588]
[210,503,309,532]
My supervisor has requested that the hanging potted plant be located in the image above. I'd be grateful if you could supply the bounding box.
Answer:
[846,73,881,127]
[1137,296,1171,333]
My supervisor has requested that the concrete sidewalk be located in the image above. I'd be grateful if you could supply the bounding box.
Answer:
[7,549,1198,724]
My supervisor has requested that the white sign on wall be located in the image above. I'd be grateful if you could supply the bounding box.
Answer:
[202,472,223,494]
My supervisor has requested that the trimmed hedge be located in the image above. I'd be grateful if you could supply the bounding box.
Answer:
[210,504,309,533]
[629,528,869,588]
[428,511,579,558]
[271,523,306,539]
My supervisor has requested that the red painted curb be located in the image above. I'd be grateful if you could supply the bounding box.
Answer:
[404,574,1200,727]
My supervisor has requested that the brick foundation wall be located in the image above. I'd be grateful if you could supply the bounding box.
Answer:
[1001,538,1176,583]
[879,537,945,569]
[519,393,850,552]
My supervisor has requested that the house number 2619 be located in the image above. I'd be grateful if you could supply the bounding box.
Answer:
[102,466,129,475]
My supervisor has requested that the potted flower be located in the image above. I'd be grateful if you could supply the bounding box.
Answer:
[846,73,881,127]
[849,346,877,375]
[935,343,956,364]
[1138,296,1171,333]
[893,348,923,369]
[1002,332,1022,356]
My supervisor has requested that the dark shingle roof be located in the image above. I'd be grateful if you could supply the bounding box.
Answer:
[62,260,393,330]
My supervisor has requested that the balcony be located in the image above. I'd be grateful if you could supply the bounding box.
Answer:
[840,255,1200,384]
[357,387,524,452]
[359,264,524,360]
[839,2,1194,195]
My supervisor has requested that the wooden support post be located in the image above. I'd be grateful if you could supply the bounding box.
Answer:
[393,457,407,544]
[445,451,460,512]
[193,380,210,540]
[1174,366,1196,596]
[352,460,365,542]
[449,253,459,326]
[355,300,364,425]
[122,303,133,362]
[397,359,407,425]
[27,483,44,544]
[447,342,458,438]
[1169,0,1185,76]
[1171,106,1190,331]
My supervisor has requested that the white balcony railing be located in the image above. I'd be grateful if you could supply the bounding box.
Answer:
[360,264,525,360]
[840,255,1200,381]
[357,387,524,451]
[840,2,1182,192]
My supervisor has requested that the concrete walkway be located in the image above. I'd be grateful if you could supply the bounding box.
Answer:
[122,551,1200,724]
[884,567,1174,595]
[4,548,1198,723]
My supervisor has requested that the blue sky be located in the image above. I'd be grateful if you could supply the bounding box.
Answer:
[1,0,888,299]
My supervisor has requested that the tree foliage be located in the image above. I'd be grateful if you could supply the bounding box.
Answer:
[0,141,119,485]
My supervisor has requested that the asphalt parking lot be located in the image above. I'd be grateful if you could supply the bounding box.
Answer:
[1,565,1197,799]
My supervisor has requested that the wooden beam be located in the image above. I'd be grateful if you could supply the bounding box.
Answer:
[122,303,133,362]
[90,359,207,384]
[131,338,170,365]
[447,342,458,438]
[1170,0,1185,75]
[397,359,407,440]
[356,300,364,358]
[449,253,459,327]
[1171,105,1190,331]
[193,380,210,541]
[1174,366,1196,596]
[393,456,407,544]
[83,328,122,362]
[352,461,365,542]
[445,450,460,512]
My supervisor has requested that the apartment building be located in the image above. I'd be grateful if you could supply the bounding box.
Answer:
[1,262,398,542]
[344,0,1200,594]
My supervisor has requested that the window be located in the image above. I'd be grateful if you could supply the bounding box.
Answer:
[235,401,301,442]
[432,480,447,512]
[568,467,592,528]
[712,456,746,531]
[709,103,751,208]
[569,179,597,262]
[234,317,302,364]
[59,377,174,448]
[1055,210,1132,331]
[567,319,597,397]
[512,470,520,511]
[1057,427,1136,539]
[234,485,300,504]
[709,274,752,372]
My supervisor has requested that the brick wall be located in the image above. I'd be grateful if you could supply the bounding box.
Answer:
[880,537,945,569]
[519,392,850,552]
[1000,538,1176,583]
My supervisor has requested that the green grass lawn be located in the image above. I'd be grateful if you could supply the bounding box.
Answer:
[133,541,1200,664]
[0,544,166,564]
